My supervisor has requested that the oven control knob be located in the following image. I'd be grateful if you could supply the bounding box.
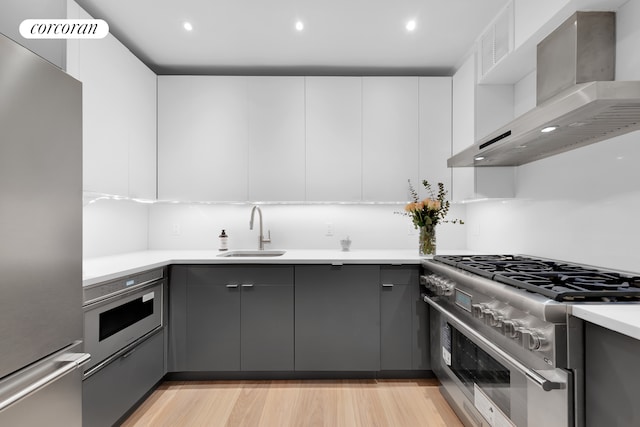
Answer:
[435,280,454,296]
[520,328,544,351]
[502,320,521,339]
[471,303,485,318]
[480,307,495,324]
[489,312,504,327]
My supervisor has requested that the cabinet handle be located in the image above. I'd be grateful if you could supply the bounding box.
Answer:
[226,284,239,288]
[382,283,394,287]
[241,283,254,288]
[121,348,136,359]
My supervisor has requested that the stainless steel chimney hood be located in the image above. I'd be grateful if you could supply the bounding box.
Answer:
[449,11,640,168]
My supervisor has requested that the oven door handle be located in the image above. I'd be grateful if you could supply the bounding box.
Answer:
[423,294,564,392]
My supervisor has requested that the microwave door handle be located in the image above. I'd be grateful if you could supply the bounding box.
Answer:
[423,295,564,392]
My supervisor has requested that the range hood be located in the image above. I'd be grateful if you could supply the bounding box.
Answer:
[449,11,640,167]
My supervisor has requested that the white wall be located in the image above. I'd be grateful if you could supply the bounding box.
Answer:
[465,0,640,272]
[147,203,467,252]
[83,199,149,258]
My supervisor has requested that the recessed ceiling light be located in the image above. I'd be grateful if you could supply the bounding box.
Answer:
[474,156,485,161]
[295,21,304,31]
[183,22,193,31]
[541,126,559,133]
[406,20,417,32]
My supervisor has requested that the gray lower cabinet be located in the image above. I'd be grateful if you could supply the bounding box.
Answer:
[82,330,164,427]
[585,322,640,426]
[295,265,380,371]
[380,265,429,370]
[169,265,294,372]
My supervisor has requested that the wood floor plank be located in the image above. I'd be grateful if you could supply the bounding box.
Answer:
[122,379,464,427]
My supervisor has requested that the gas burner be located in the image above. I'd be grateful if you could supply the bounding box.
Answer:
[433,254,640,302]
[494,271,640,301]
[468,255,522,262]
[503,262,554,273]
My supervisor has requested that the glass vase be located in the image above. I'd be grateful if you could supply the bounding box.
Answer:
[419,226,436,256]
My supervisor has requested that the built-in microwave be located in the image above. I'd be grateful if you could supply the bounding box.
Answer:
[83,273,163,374]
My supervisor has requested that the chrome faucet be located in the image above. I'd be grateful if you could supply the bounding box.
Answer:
[249,205,271,250]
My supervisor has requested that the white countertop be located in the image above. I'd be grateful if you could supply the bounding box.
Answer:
[83,249,640,340]
[82,249,438,287]
[571,304,640,341]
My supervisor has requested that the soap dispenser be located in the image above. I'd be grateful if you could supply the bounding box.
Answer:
[219,229,228,251]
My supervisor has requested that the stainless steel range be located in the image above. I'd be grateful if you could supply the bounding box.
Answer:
[421,255,640,427]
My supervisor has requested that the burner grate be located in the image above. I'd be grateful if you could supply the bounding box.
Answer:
[433,254,640,301]
[494,271,640,301]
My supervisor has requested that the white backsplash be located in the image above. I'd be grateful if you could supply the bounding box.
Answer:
[147,203,467,252]
[83,199,149,258]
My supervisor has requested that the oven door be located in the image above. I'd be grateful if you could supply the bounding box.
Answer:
[425,296,572,427]
[83,281,163,372]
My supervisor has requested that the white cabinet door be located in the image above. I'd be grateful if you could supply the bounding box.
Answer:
[70,2,157,199]
[247,77,305,201]
[122,49,157,199]
[77,34,129,196]
[362,77,419,202]
[419,77,452,195]
[305,77,362,201]
[158,76,249,201]
[451,55,477,202]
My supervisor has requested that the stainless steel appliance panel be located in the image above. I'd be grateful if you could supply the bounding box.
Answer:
[428,297,571,427]
[0,33,83,380]
[0,343,89,425]
[84,282,164,371]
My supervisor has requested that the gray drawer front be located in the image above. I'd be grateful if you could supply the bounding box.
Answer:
[83,330,164,427]
[380,265,419,286]
[188,265,294,286]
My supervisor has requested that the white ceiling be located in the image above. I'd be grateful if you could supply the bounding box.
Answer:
[75,0,510,75]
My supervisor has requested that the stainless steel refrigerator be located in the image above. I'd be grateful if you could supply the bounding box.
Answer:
[0,33,89,425]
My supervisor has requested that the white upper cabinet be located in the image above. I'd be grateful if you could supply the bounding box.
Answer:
[123,53,157,199]
[305,77,362,201]
[155,75,452,203]
[247,77,306,201]
[419,77,452,195]
[158,76,249,201]
[362,77,420,202]
[68,3,156,199]
[452,57,476,201]
[451,55,515,201]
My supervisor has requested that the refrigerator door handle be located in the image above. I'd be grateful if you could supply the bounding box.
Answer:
[0,353,90,413]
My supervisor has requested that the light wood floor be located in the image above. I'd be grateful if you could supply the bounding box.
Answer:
[122,379,463,427]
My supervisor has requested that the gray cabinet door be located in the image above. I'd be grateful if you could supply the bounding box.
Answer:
[585,322,640,426]
[171,265,294,372]
[241,282,294,371]
[295,265,380,371]
[380,270,413,370]
[186,267,241,371]
[412,280,431,370]
[380,266,430,370]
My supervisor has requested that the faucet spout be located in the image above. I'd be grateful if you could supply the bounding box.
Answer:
[249,205,271,250]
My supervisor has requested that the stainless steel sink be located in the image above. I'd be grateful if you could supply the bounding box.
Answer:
[217,250,286,258]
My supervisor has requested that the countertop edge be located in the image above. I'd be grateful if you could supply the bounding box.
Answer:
[82,250,429,287]
[571,305,640,341]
